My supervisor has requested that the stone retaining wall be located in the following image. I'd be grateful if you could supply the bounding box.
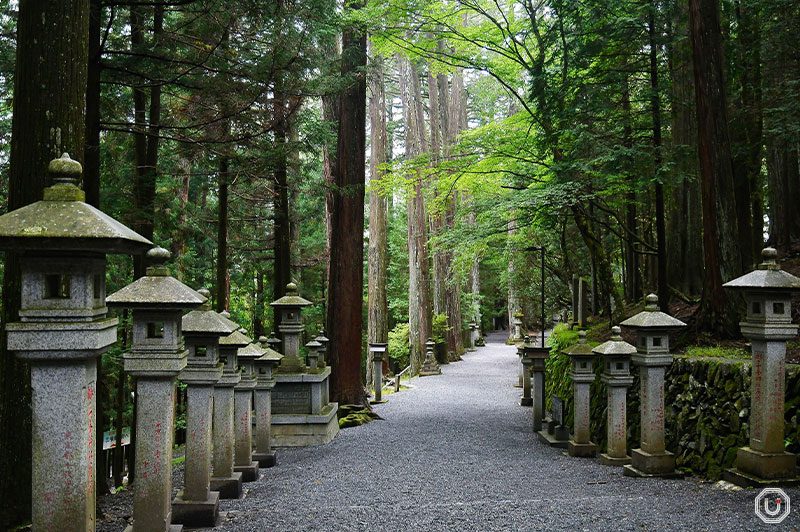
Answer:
[545,329,800,479]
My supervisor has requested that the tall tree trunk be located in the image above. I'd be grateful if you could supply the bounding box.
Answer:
[507,220,520,336]
[273,86,291,325]
[326,3,367,404]
[367,47,389,388]
[621,79,641,302]
[689,0,742,336]
[172,150,192,279]
[0,0,89,527]
[444,68,464,358]
[216,158,230,312]
[85,0,102,208]
[289,122,302,284]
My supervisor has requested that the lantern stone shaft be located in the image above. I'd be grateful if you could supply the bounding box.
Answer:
[234,339,261,482]
[620,294,685,478]
[253,337,282,467]
[369,343,388,402]
[0,155,152,532]
[519,337,533,407]
[524,344,550,432]
[564,331,597,457]
[594,326,636,466]
[723,248,800,487]
[107,247,206,532]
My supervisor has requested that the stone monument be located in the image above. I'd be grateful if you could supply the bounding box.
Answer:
[519,336,533,407]
[107,247,205,532]
[513,313,524,387]
[253,336,282,467]
[723,247,800,487]
[621,294,685,478]
[171,288,233,527]
[593,326,636,466]
[420,337,441,376]
[233,339,261,482]
[270,283,339,446]
[369,342,388,402]
[524,338,551,432]
[564,331,597,457]
[210,322,248,498]
[305,338,323,371]
[315,328,330,367]
[0,154,152,532]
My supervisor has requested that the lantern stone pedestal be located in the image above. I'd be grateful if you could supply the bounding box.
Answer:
[270,283,339,446]
[253,337,282,467]
[234,340,261,482]
[723,248,800,487]
[519,338,533,407]
[565,331,597,457]
[621,294,685,478]
[595,327,635,466]
[0,155,153,532]
[107,247,207,532]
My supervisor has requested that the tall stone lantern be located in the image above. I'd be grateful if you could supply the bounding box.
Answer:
[233,338,261,482]
[593,326,636,466]
[369,342,388,402]
[564,331,597,458]
[526,343,550,432]
[106,247,206,532]
[513,313,524,387]
[0,154,152,532]
[171,288,233,527]
[253,336,283,467]
[271,282,312,372]
[315,328,330,367]
[519,336,534,407]
[723,247,800,487]
[210,323,248,498]
[620,294,685,478]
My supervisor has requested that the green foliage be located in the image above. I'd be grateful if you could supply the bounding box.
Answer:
[684,346,750,360]
[388,323,410,369]
[431,313,450,344]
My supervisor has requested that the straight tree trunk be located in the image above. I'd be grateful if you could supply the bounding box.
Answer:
[622,80,640,302]
[689,0,743,336]
[216,159,230,312]
[85,0,102,208]
[326,4,367,404]
[273,87,291,325]
[367,47,389,388]
[0,0,89,527]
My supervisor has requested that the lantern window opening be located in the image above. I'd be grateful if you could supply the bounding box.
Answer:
[220,356,228,365]
[581,361,587,369]
[147,322,165,339]
[196,345,207,357]
[259,367,266,374]
[653,337,662,347]
[752,301,762,315]
[774,302,785,315]
[616,362,624,370]
[606,362,610,369]
[93,274,103,301]
[639,337,646,347]
[44,274,70,299]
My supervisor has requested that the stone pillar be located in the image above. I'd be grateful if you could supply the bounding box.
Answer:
[571,274,579,328]
[594,327,635,466]
[531,358,545,432]
[0,154,153,532]
[181,384,215,501]
[520,338,533,407]
[723,248,800,486]
[370,343,388,402]
[234,386,258,481]
[565,331,596,457]
[211,384,240,498]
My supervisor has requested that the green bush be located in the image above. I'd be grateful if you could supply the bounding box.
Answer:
[388,323,411,369]
[432,313,450,344]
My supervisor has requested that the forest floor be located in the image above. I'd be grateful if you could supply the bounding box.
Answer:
[97,331,800,531]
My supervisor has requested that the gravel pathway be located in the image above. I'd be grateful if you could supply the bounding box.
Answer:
[105,332,800,531]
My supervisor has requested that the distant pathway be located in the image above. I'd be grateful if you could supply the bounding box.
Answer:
[111,331,800,530]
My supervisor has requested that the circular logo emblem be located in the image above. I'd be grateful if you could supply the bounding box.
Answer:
[755,487,791,524]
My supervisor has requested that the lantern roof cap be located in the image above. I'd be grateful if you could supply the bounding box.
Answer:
[237,342,264,359]
[723,248,800,292]
[219,329,252,348]
[305,339,322,349]
[562,331,595,356]
[270,282,312,307]
[315,328,329,343]
[0,154,152,254]
[592,326,637,356]
[255,343,283,363]
[106,247,205,308]
[620,294,686,329]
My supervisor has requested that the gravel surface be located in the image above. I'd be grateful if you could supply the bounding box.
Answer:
[100,331,800,531]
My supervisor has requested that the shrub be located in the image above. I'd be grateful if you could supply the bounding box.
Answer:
[388,323,411,369]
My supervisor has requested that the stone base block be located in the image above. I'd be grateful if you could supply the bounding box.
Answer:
[370,399,388,405]
[209,473,242,499]
[272,407,339,447]
[568,440,597,458]
[723,467,800,488]
[125,526,182,532]
[252,451,276,468]
[234,461,259,482]
[171,490,220,528]
[537,429,569,449]
[734,447,797,481]
[520,397,532,407]
[599,453,631,466]
[626,448,678,476]
[623,464,684,479]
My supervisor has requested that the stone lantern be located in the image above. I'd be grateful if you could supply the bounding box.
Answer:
[253,336,283,467]
[723,247,800,487]
[525,343,550,433]
[233,338,261,482]
[210,324,248,498]
[106,247,205,532]
[593,326,636,466]
[305,338,323,371]
[267,331,282,355]
[369,342,388,402]
[171,288,233,527]
[564,331,597,457]
[513,313,524,387]
[420,338,441,376]
[0,154,152,532]
[519,336,533,407]
[620,293,685,478]
[468,322,478,351]
[271,282,312,372]
[315,328,330,367]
